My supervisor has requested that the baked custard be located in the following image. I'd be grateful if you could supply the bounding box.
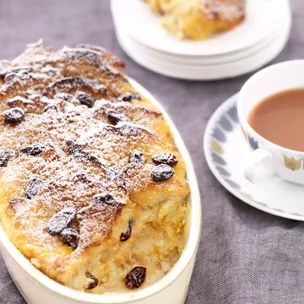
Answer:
[0,42,189,293]
[145,0,246,40]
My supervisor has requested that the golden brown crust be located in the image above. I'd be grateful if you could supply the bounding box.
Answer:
[76,44,126,72]
[0,41,189,293]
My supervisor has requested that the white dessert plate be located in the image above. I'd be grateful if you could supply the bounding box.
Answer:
[116,10,289,68]
[116,9,291,80]
[111,0,285,57]
[115,31,279,67]
[204,93,304,221]
[113,9,283,67]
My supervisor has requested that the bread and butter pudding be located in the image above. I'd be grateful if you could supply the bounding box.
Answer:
[0,41,190,293]
[145,0,246,40]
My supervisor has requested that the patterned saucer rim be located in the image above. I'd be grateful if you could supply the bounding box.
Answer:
[204,93,304,221]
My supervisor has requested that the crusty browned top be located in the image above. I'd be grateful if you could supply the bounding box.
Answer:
[0,41,184,251]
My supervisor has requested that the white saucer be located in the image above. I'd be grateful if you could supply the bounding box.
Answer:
[204,93,304,221]
[111,0,284,57]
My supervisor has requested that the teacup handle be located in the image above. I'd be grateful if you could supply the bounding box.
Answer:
[245,148,274,183]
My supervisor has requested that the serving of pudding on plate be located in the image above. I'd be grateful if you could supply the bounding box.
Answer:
[145,0,246,40]
[0,41,190,294]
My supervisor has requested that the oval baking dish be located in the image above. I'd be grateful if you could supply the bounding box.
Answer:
[0,77,201,304]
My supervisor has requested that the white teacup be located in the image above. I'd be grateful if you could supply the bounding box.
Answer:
[238,60,304,185]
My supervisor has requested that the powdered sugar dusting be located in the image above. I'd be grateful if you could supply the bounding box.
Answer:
[0,42,189,293]
[0,41,184,249]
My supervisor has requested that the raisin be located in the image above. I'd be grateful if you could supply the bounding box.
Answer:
[20,144,44,156]
[20,147,31,155]
[107,111,129,125]
[120,220,132,242]
[86,154,103,167]
[117,92,133,102]
[152,153,178,166]
[93,193,119,206]
[0,147,9,167]
[125,266,146,289]
[66,140,105,169]
[66,140,82,155]
[75,91,95,108]
[119,124,141,135]
[151,164,175,181]
[3,107,24,124]
[61,228,79,249]
[44,104,58,112]
[85,272,99,289]
[73,173,91,184]
[47,207,76,235]
[66,141,85,156]
[25,179,41,199]
[118,92,141,102]
[130,150,145,165]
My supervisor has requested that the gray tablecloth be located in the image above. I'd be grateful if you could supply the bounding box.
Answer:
[0,1,303,303]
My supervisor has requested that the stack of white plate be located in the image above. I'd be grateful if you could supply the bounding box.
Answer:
[111,0,292,80]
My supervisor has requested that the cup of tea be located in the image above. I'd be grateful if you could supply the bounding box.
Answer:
[238,60,304,184]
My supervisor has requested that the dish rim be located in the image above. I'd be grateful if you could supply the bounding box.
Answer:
[0,77,202,303]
